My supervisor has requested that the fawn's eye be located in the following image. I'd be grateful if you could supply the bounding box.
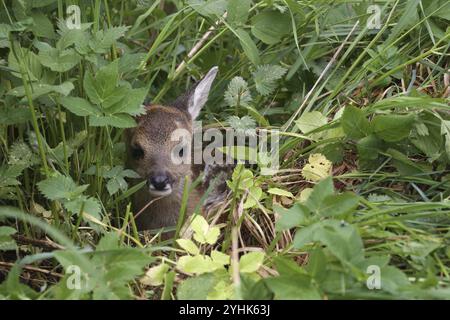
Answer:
[179,148,184,158]
[131,145,144,160]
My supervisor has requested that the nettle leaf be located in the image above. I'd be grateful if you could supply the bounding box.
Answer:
[239,251,264,273]
[64,196,101,219]
[0,106,32,125]
[252,64,287,96]
[37,175,88,201]
[251,10,291,45]
[0,226,17,251]
[224,76,252,107]
[372,114,415,142]
[341,105,371,139]
[8,141,39,168]
[0,165,25,188]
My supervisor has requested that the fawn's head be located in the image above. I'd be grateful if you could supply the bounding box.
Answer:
[126,67,218,197]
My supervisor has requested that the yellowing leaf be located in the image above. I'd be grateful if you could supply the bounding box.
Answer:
[177,255,222,274]
[211,250,230,266]
[140,263,169,286]
[177,239,200,255]
[302,153,332,182]
[239,251,265,273]
[298,188,313,202]
[268,188,294,198]
[190,215,221,245]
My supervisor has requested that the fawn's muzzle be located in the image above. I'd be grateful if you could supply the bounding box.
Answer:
[148,172,173,196]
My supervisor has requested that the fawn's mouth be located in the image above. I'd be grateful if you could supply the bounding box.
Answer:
[148,183,172,197]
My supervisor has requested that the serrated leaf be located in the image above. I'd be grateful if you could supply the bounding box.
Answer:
[59,96,101,117]
[295,111,328,134]
[253,64,287,96]
[224,77,252,107]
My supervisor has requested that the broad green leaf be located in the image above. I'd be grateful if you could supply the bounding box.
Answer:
[295,111,328,134]
[177,239,200,255]
[235,28,260,65]
[341,105,371,139]
[251,10,291,45]
[239,251,264,273]
[275,203,310,231]
[177,273,220,300]
[373,114,415,142]
[89,114,136,128]
[59,96,101,117]
[227,0,251,25]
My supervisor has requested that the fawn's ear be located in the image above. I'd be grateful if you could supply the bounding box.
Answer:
[180,66,218,119]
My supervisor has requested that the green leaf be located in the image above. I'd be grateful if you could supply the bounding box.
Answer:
[235,28,260,66]
[190,215,220,245]
[319,192,360,218]
[372,114,415,142]
[177,273,220,300]
[37,175,88,201]
[227,0,251,25]
[0,226,17,251]
[253,64,287,96]
[224,76,252,107]
[83,60,119,106]
[239,251,264,273]
[37,43,81,72]
[357,134,384,160]
[187,0,227,17]
[341,105,371,139]
[177,239,200,255]
[59,96,101,117]
[89,114,136,128]
[275,203,310,231]
[295,111,328,134]
[304,177,335,213]
[251,10,291,45]
[265,274,321,299]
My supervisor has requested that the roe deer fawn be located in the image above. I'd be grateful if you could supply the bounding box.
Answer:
[125,67,218,231]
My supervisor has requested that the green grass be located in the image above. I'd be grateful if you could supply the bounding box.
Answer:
[0,0,449,300]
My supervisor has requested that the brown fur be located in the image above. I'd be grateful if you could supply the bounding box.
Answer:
[125,105,202,231]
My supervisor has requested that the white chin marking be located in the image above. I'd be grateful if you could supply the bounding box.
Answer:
[148,184,172,197]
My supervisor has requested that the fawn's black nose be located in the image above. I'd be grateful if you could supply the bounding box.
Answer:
[149,174,170,191]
